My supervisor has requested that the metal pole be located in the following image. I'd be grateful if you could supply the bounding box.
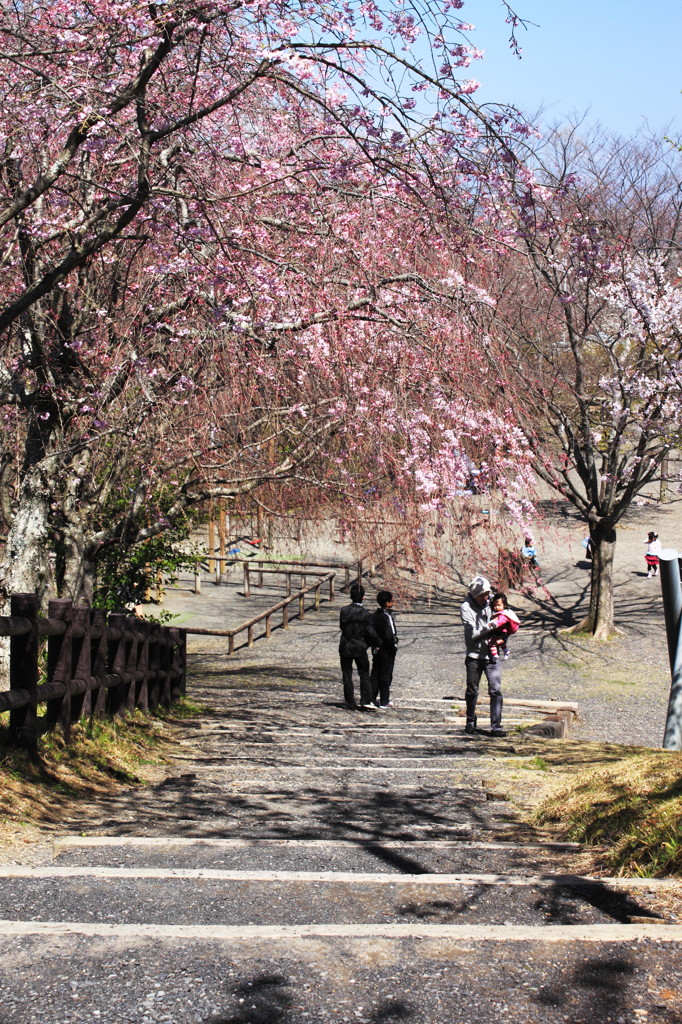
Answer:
[659,548,682,749]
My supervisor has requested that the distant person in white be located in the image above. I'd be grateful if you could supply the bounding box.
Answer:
[645,531,661,578]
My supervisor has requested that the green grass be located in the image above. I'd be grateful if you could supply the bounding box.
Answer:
[522,755,550,771]
[157,695,206,719]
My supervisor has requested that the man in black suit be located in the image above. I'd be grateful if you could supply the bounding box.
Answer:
[370,590,398,708]
[339,583,379,711]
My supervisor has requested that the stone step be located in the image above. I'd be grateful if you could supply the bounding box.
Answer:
[0,920,678,941]
[52,837,582,874]
[0,869,673,928]
[1,916,678,1024]
[192,688,579,715]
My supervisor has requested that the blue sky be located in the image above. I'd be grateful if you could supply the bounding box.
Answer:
[461,0,682,138]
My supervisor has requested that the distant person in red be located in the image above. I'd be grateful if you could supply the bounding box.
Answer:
[645,531,661,578]
[486,593,520,662]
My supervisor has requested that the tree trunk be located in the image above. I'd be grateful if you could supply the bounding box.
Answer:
[570,525,617,639]
[58,524,96,605]
[0,466,56,608]
[660,454,669,503]
[0,467,56,685]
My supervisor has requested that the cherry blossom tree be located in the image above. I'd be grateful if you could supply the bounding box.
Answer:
[488,129,682,638]
[0,0,536,607]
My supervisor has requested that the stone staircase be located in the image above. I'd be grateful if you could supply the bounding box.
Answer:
[0,690,680,1023]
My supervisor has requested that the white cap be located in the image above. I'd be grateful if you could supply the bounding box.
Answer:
[468,575,491,597]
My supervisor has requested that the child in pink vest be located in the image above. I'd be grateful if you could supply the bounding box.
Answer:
[487,592,520,661]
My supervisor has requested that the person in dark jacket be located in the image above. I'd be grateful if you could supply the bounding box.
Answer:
[370,590,398,708]
[339,583,379,710]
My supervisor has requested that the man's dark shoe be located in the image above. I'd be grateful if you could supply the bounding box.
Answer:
[464,723,477,735]
[345,701,359,711]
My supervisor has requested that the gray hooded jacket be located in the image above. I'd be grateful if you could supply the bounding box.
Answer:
[460,594,496,661]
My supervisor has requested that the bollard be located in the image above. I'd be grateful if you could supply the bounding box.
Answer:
[658,549,682,749]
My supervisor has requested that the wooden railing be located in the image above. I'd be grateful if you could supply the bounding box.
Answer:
[192,555,364,594]
[0,595,186,749]
[242,562,339,598]
[186,572,335,654]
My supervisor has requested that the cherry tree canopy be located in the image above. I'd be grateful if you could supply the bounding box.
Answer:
[0,0,535,605]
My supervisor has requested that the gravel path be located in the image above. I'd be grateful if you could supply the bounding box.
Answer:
[158,491,682,748]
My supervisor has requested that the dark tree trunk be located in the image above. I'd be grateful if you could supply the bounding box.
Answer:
[570,524,617,639]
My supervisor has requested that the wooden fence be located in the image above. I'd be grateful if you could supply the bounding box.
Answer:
[0,595,186,750]
[192,555,364,594]
[186,572,336,654]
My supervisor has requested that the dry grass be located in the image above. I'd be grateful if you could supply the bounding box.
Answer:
[0,701,202,840]
[521,740,682,877]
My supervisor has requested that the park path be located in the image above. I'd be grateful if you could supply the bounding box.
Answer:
[0,587,680,1023]
[3,491,682,1021]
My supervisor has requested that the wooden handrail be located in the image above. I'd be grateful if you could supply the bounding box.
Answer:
[186,572,335,654]
[192,553,363,595]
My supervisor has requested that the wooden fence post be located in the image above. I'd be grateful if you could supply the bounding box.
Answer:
[286,572,291,597]
[123,615,138,713]
[70,605,92,724]
[169,628,185,702]
[329,575,334,603]
[299,592,305,620]
[194,567,202,595]
[314,584,321,610]
[218,500,227,578]
[90,609,107,719]
[107,613,128,717]
[244,563,251,598]
[159,627,172,708]
[208,503,215,574]
[136,618,150,712]
[45,598,73,736]
[9,594,40,750]
[148,622,161,711]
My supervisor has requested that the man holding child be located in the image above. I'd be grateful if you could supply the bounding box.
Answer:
[459,575,508,737]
